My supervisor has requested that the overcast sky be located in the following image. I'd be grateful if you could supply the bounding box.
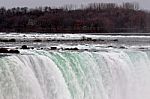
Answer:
[0,0,150,10]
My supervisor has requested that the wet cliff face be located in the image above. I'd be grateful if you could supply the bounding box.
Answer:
[0,50,150,99]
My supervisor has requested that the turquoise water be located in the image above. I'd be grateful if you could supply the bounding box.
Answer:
[0,50,150,99]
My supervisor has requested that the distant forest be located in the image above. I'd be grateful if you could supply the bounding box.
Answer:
[0,2,150,33]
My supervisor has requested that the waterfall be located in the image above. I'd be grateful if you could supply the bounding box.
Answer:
[0,50,150,99]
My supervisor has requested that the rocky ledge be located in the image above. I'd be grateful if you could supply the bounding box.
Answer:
[0,48,20,54]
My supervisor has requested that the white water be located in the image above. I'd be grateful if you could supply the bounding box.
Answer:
[0,50,150,99]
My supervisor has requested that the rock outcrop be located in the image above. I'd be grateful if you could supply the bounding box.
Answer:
[0,48,20,54]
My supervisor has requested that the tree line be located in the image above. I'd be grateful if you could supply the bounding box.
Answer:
[0,2,150,33]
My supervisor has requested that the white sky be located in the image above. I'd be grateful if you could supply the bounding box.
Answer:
[0,0,149,10]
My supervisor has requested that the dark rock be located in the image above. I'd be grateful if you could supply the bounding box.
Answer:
[21,45,29,49]
[119,46,127,49]
[30,47,34,49]
[112,39,119,42]
[0,48,9,53]
[23,35,26,37]
[86,37,92,41]
[139,47,146,49]
[9,49,20,54]
[0,48,20,54]
[34,39,42,42]
[0,39,16,42]
[64,47,79,50]
[99,39,105,41]
[84,49,88,51]
[50,47,57,50]
[91,39,97,42]
[0,39,9,42]
[81,36,86,41]
[9,39,16,42]
[107,45,117,48]
[107,46,114,48]
[71,48,79,50]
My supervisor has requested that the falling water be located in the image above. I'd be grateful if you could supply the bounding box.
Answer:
[0,50,150,99]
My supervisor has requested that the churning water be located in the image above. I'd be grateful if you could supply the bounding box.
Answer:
[0,50,150,99]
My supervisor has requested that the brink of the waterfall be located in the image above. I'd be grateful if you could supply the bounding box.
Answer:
[0,33,149,99]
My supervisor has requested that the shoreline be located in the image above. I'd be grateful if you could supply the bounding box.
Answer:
[1,32,150,36]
